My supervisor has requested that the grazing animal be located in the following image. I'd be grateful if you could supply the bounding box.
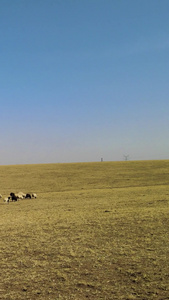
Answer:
[15,193,24,199]
[25,193,31,199]
[32,193,37,198]
[17,192,26,198]
[11,195,18,201]
[10,192,18,201]
[10,192,15,198]
[4,197,9,204]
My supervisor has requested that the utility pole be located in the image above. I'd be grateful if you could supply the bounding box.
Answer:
[124,155,129,161]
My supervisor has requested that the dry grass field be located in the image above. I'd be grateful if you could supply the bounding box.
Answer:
[1,160,169,300]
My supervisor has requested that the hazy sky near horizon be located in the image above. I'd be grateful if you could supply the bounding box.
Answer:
[1,0,169,165]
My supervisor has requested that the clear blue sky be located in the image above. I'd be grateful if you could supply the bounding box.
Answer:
[1,0,169,164]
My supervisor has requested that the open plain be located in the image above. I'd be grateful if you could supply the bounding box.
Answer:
[1,160,169,299]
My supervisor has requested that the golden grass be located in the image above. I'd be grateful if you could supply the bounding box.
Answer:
[1,160,169,299]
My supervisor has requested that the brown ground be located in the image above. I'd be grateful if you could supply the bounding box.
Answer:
[1,160,169,299]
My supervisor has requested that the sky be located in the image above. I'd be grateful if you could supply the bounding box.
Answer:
[0,0,169,165]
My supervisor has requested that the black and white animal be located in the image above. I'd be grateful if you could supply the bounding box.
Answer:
[4,197,9,204]
[10,192,15,198]
[32,193,37,198]
[11,195,18,201]
[10,192,18,201]
[25,193,31,199]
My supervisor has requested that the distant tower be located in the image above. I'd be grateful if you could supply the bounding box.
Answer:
[101,158,103,162]
[124,155,129,161]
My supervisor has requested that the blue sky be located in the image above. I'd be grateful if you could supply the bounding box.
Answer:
[0,0,169,164]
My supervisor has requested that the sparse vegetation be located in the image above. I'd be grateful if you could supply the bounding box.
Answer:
[1,160,169,299]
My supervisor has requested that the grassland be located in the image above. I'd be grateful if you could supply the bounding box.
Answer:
[1,160,169,299]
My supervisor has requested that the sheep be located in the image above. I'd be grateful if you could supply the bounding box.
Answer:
[10,192,15,198]
[25,193,31,199]
[10,193,18,201]
[15,193,24,200]
[32,193,37,198]
[17,192,26,198]
[4,197,9,204]
[11,195,18,201]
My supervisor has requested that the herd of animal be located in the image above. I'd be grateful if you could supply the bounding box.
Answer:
[1,192,37,203]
